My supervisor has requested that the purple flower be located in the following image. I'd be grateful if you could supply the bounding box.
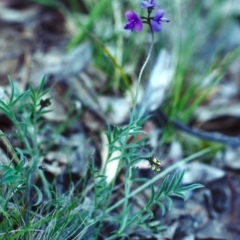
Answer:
[151,9,170,32]
[124,10,143,32]
[140,0,158,9]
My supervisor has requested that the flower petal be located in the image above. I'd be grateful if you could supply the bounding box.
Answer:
[151,20,162,32]
[124,10,143,32]
[125,10,139,20]
[161,17,170,22]
[134,19,143,31]
[154,9,165,20]
[140,1,153,8]
[124,23,132,30]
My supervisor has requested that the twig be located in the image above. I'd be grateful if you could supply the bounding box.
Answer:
[154,110,240,147]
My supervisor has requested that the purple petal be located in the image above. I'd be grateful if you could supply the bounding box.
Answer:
[140,1,154,8]
[124,10,143,32]
[123,20,143,32]
[154,9,165,20]
[149,0,158,5]
[124,23,132,30]
[151,20,162,31]
[125,10,139,20]
[134,19,143,31]
[140,0,158,8]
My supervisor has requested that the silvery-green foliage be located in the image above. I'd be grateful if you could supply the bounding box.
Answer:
[145,170,204,217]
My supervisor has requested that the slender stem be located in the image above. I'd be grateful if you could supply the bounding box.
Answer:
[130,29,154,123]
[122,166,132,217]
[121,29,155,220]
[23,99,39,226]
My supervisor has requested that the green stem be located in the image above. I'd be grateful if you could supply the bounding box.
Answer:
[121,29,155,222]
[131,29,154,122]
[122,166,132,216]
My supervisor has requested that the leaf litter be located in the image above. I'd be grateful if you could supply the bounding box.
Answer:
[0,1,240,239]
